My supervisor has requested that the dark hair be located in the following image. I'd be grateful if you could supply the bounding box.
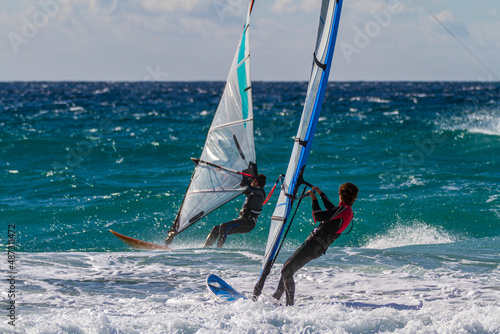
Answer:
[339,182,358,206]
[256,174,267,187]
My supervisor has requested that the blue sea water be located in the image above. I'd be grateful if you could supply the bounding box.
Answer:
[1,81,499,333]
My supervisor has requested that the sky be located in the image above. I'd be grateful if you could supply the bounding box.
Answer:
[1,0,499,82]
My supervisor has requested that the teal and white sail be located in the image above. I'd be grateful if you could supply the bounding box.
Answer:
[253,0,343,297]
[165,0,256,245]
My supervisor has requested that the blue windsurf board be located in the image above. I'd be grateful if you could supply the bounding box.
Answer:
[206,274,246,302]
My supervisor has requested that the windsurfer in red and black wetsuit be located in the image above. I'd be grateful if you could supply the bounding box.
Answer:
[272,182,359,306]
[203,174,267,248]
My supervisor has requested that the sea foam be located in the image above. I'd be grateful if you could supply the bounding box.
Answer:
[362,221,457,249]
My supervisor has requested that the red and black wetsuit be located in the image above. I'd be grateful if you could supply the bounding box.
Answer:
[203,185,266,248]
[272,192,354,306]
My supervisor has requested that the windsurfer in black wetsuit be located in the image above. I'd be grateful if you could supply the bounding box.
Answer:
[203,174,267,248]
[271,182,359,306]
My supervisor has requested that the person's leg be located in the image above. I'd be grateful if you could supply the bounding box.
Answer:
[217,218,255,248]
[271,275,294,305]
[279,238,324,306]
[272,276,286,300]
[283,275,295,306]
[272,244,307,302]
[202,224,221,248]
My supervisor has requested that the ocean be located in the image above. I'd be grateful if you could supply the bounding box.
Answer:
[1,81,499,333]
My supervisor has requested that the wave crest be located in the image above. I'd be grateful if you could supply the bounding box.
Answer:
[362,221,457,249]
[441,109,500,136]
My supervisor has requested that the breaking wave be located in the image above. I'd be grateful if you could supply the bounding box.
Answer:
[441,109,500,136]
[362,221,457,249]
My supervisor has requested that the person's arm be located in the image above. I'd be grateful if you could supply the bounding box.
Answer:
[306,189,320,209]
[313,210,335,222]
[320,193,336,210]
[243,185,255,196]
[312,198,321,212]
[307,189,328,223]
[312,187,335,210]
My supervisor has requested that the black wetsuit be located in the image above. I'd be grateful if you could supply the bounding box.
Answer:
[272,192,354,306]
[203,185,266,248]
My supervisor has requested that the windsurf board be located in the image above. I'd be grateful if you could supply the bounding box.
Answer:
[110,230,171,250]
[206,274,246,302]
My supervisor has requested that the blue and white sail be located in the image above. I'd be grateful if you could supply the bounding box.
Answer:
[165,0,256,245]
[253,0,344,297]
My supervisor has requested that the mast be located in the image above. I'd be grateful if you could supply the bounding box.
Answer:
[253,0,344,298]
[165,0,257,245]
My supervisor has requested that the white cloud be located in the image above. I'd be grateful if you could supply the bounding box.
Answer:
[435,9,457,23]
[89,0,119,14]
[141,0,205,13]
[428,9,470,39]
[271,0,319,13]
[1,0,499,81]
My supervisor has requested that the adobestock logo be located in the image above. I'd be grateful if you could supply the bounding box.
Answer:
[212,0,245,21]
[7,0,69,54]
[144,65,170,81]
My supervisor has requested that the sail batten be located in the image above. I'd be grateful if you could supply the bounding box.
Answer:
[190,189,245,195]
[253,0,344,298]
[210,118,254,131]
